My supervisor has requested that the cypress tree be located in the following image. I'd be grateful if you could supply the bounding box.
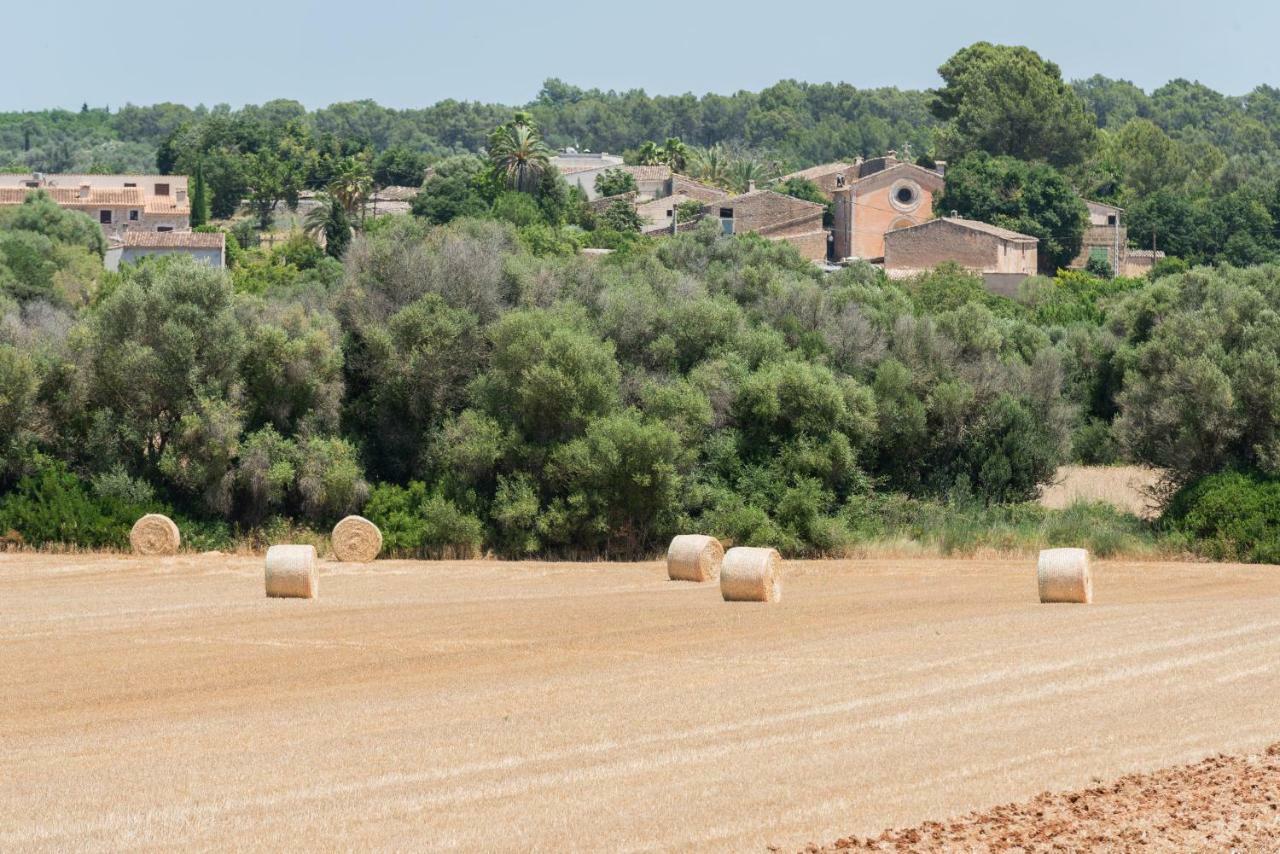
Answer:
[190,161,210,227]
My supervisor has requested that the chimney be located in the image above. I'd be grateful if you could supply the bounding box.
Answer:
[747,180,756,193]
[78,183,91,199]
[177,187,188,204]
[934,160,947,177]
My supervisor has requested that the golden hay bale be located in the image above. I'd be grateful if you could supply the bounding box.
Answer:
[331,515,383,563]
[720,546,782,603]
[129,514,180,556]
[265,544,318,599]
[667,534,724,582]
[1037,547,1093,604]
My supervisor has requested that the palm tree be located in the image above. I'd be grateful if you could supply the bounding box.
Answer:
[488,113,552,194]
[635,141,662,165]
[661,137,689,172]
[328,156,373,218]
[689,144,731,189]
[304,191,351,259]
[728,156,779,193]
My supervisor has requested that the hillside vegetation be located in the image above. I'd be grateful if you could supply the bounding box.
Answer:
[5,43,1280,560]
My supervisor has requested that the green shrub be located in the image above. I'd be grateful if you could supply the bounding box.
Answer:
[363,482,485,558]
[0,455,154,549]
[1164,470,1280,563]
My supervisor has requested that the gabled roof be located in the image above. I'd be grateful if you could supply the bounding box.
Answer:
[144,196,191,215]
[710,188,825,210]
[1085,199,1123,213]
[781,162,855,182]
[0,187,144,206]
[891,217,1037,243]
[849,161,946,194]
[621,164,672,182]
[123,230,225,249]
[671,174,728,201]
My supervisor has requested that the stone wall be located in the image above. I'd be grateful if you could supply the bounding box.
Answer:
[884,220,1037,275]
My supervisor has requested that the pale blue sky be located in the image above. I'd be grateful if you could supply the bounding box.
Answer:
[10,0,1278,111]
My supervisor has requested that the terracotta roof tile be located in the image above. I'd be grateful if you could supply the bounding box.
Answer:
[781,162,854,182]
[0,187,144,206]
[123,230,224,249]
[621,165,672,182]
[937,217,1039,242]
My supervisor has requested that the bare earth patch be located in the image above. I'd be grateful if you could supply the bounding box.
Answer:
[2,552,1278,851]
[806,744,1280,852]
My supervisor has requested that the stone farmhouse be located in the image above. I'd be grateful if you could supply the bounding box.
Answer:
[105,230,226,271]
[1068,200,1165,276]
[0,173,190,239]
[883,217,1038,294]
[708,189,828,261]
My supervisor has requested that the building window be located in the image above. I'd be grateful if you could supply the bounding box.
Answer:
[1107,214,1117,226]
[157,226,174,232]
[1089,247,1110,263]
[835,175,846,188]
[24,181,38,188]
[154,183,170,196]
[129,210,139,221]
[99,210,112,224]
[719,208,732,218]
[124,182,137,188]
[889,179,922,212]
[666,209,673,217]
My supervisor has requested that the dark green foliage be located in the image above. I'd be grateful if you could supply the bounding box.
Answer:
[1164,470,1280,563]
[190,161,210,228]
[936,152,1088,273]
[599,198,643,233]
[1084,255,1114,279]
[362,481,484,558]
[594,168,637,198]
[411,155,491,224]
[1111,265,1280,485]
[932,42,1097,167]
[372,146,429,187]
[0,455,154,549]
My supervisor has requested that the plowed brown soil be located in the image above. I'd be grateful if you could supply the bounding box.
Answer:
[2,553,1278,852]
[807,745,1280,852]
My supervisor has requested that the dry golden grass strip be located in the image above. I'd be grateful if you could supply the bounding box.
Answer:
[331,515,382,563]
[265,544,318,599]
[666,534,724,582]
[1038,465,1163,519]
[129,514,180,556]
[1037,547,1093,604]
[720,546,782,602]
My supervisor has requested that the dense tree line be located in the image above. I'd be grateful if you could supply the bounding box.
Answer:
[3,186,1278,560]
[6,43,1280,561]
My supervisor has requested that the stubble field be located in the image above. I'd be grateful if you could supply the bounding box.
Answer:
[1,552,1278,851]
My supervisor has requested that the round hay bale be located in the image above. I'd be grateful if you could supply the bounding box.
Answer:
[265,544,318,599]
[1037,547,1093,604]
[720,546,782,603]
[129,514,180,556]
[667,534,724,582]
[331,515,382,563]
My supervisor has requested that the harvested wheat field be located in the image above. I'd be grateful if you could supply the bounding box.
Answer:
[2,553,1278,852]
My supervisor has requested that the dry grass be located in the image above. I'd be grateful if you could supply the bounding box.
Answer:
[3,552,1278,851]
[1038,465,1164,519]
